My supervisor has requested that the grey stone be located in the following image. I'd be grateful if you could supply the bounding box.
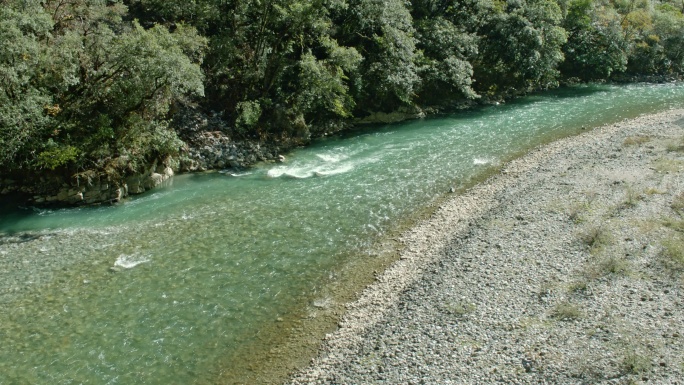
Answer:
[144,173,164,190]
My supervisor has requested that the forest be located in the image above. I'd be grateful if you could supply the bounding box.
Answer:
[1,0,684,183]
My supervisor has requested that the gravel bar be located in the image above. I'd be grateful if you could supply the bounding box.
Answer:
[290,109,684,384]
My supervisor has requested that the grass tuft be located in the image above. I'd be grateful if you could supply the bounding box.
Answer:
[537,282,554,300]
[622,350,652,375]
[644,187,665,195]
[662,217,684,233]
[595,256,631,276]
[661,237,684,270]
[653,158,684,173]
[568,205,585,224]
[671,192,684,214]
[623,135,651,147]
[622,185,643,208]
[568,280,588,293]
[442,300,476,317]
[581,226,612,253]
[584,255,631,279]
[550,302,583,321]
[666,136,684,152]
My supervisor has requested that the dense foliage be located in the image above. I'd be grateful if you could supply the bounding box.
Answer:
[2,0,684,179]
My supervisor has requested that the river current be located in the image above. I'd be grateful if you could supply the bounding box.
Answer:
[1,83,683,384]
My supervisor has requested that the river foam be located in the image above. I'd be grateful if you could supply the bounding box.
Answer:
[114,254,150,269]
[267,161,355,179]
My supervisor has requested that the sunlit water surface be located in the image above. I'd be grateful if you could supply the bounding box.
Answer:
[1,83,683,384]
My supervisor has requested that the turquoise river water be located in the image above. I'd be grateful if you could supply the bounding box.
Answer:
[1,83,684,384]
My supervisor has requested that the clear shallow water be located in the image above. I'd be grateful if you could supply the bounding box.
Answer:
[1,83,683,384]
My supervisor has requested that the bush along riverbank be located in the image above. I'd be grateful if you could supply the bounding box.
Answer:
[3,0,684,206]
[0,95,427,206]
[0,110,291,206]
[0,78,676,207]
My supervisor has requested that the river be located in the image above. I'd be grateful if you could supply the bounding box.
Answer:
[1,83,683,384]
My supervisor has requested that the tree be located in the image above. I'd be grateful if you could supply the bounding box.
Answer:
[0,2,67,169]
[560,0,628,80]
[620,2,684,75]
[475,0,567,93]
[413,15,478,105]
[0,0,206,175]
[293,42,362,122]
[653,3,684,73]
[333,0,419,113]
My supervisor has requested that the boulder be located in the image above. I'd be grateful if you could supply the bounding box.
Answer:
[68,191,84,204]
[126,175,145,194]
[84,188,105,204]
[143,173,164,190]
[112,187,125,202]
[57,189,70,201]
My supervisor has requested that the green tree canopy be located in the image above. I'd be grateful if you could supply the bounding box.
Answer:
[475,0,567,93]
[3,0,684,188]
[0,0,205,175]
[334,0,419,113]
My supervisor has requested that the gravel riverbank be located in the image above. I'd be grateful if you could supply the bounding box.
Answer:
[289,109,684,384]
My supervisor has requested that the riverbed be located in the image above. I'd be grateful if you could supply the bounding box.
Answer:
[1,83,683,384]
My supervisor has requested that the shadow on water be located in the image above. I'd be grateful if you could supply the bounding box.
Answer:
[484,83,612,109]
[0,193,34,232]
[0,179,181,233]
[543,83,609,99]
[336,83,612,139]
[0,200,89,233]
[0,232,60,245]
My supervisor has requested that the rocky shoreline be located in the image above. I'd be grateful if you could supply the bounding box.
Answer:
[0,106,351,206]
[0,112,290,207]
[289,109,684,384]
[3,79,680,208]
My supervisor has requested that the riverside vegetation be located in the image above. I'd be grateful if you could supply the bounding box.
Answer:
[2,0,684,204]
